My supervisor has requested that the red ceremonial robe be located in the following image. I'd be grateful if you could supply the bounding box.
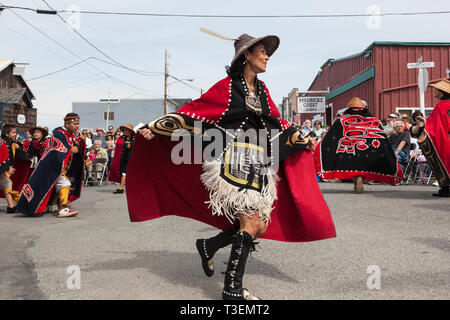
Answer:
[425,100,450,176]
[126,77,336,242]
[108,136,124,183]
[0,141,31,199]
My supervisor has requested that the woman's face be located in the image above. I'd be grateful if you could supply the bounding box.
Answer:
[434,88,444,99]
[244,43,269,74]
[33,130,43,140]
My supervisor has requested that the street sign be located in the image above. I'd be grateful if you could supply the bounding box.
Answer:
[407,62,435,69]
[298,96,326,113]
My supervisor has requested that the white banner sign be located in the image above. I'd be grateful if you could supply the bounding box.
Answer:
[407,62,435,69]
[298,96,326,113]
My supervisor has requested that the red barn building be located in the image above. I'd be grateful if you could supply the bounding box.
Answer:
[294,42,450,126]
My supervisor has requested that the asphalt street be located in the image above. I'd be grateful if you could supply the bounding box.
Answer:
[0,181,448,300]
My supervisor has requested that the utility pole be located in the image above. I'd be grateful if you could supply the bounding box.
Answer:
[106,91,111,130]
[100,94,119,130]
[164,50,168,115]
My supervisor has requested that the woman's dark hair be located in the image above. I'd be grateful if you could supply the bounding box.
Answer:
[412,110,424,122]
[438,89,450,100]
[1,124,16,138]
[225,42,262,78]
[308,131,317,138]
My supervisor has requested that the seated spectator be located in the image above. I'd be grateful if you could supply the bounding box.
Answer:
[88,146,97,162]
[88,140,108,180]
[388,120,411,164]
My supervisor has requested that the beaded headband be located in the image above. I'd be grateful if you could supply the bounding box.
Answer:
[64,116,80,123]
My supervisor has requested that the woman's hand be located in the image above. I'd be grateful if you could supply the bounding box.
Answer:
[8,167,16,176]
[138,128,155,141]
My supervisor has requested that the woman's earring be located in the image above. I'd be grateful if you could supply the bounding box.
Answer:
[243,60,247,65]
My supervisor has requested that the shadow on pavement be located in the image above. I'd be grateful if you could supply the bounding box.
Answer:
[82,249,299,299]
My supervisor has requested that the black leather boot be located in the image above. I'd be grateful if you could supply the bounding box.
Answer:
[433,186,450,197]
[6,206,16,214]
[222,231,260,300]
[196,226,237,277]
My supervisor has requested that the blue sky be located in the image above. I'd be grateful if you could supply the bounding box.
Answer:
[2,0,450,129]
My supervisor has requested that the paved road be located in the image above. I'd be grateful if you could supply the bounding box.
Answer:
[0,182,449,300]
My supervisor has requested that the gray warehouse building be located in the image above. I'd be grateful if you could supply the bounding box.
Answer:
[72,98,192,131]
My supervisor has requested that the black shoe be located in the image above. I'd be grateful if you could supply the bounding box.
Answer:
[6,206,16,214]
[222,231,260,300]
[432,186,450,197]
[196,227,237,277]
[113,189,124,194]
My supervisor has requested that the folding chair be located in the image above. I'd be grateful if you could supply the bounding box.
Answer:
[85,158,108,186]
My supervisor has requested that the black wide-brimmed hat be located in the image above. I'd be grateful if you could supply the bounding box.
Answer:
[230,33,280,68]
[201,28,280,69]
[430,79,450,95]
[29,126,48,138]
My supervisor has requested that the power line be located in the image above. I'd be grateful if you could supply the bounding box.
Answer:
[2,4,450,18]
[27,56,163,81]
[38,73,106,94]
[1,3,160,95]
[40,0,157,77]
[55,0,143,66]
[0,20,74,63]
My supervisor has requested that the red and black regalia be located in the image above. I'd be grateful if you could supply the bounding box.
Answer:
[126,74,336,242]
[108,136,124,183]
[23,132,49,175]
[23,138,48,160]
[315,98,403,185]
[118,127,135,179]
[415,80,450,196]
[16,127,86,216]
[127,31,336,300]
[0,138,31,204]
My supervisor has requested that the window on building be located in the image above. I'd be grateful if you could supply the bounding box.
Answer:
[103,112,114,121]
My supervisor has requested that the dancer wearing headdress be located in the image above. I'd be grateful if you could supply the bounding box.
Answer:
[16,113,87,217]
